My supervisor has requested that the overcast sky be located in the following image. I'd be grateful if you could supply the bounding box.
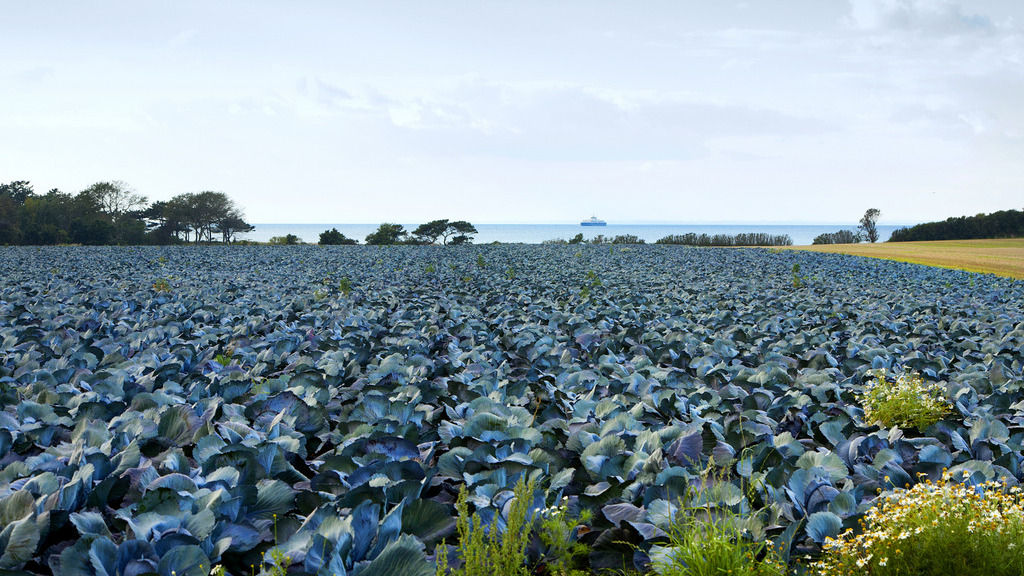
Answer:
[2,1,1022,224]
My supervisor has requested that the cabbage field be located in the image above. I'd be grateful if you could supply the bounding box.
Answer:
[1,245,1022,575]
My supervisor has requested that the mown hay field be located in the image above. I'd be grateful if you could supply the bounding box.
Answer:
[790,237,1024,279]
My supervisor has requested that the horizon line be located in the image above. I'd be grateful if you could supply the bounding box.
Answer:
[249,221,916,227]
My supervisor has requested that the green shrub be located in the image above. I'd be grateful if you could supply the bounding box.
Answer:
[611,234,644,244]
[268,234,301,245]
[859,369,950,429]
[812,230,861,245]
[319,227,358,245]
[812,471,1024,575]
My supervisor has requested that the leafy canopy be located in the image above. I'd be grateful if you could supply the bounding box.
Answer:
[319,228,358,245]
[412,219,478,245]
[859,208,881,243]
[366,223,408,245]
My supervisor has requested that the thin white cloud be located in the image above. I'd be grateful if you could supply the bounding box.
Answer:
[845,0,993,34]
[293,76,833,162]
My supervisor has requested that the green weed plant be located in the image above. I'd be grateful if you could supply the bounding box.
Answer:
[580,270,602,301]
[536,497,592,576]
[791,263,806,289]
[437,477,536,576]
[652,464,785,576]
[259,514,291,576]
[338,275,353,295]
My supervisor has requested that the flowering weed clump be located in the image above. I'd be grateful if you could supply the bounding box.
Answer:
[859,369,951,429]
[813,471,1024,575]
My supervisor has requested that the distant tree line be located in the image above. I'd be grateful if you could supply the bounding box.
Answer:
[813,230,861,245]
[148,191,253,244]
[0,180,252,245]
[888,209,1024,242]
[318,220,479,245]
[655,232,793,247]
[812,209,881,245]
[543,233,648,244]
[543,232,793,246]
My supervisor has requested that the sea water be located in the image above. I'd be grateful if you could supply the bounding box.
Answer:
[241,223,907,246]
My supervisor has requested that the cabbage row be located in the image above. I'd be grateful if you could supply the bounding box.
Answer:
[0,245,1022,575]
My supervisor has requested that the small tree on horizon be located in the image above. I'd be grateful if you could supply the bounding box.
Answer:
[412,219,478,244]
[319,228,358,245]
[155,191,251,243]
[216,214,255,243]
[447,221,478,244]
[412,219,448,244]
[79,181,149,244]
[79,181,147,222]
[365,223,408,245]
[859,208,881,243]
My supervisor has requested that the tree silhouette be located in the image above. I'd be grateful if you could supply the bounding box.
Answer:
[859,208,881,243]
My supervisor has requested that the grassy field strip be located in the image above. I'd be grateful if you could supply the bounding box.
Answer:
[788,238,1024,279]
